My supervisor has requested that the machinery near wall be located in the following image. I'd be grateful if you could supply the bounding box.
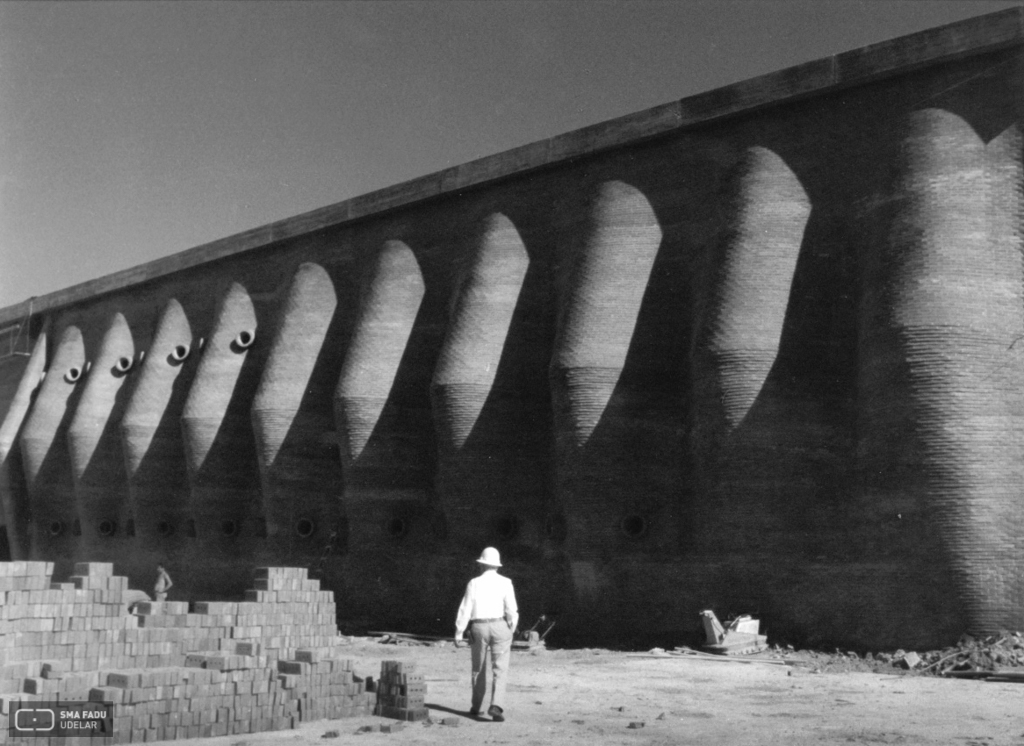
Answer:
[2,10,1024,649]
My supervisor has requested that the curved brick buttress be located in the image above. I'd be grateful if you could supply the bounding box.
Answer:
[252,262,344,558]
[180,282,264,597]
[0,332,47,558]
[431,213,534,549]
[121,299,197,550]
[690,146,810,558]
[549,180,663,558]
[334,241,430,553]
[692,146,809,461]
[860,108,1024,639]
[19,325,86,574]
[67,312,136,563]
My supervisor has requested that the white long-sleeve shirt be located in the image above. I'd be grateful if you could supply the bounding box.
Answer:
[454,569,519,638]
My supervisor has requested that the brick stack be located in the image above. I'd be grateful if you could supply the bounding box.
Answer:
[1,562,141,674]
[0,563,376,745]
[83,652,372,743]
[374,660,428,721]
[277,649,372,723]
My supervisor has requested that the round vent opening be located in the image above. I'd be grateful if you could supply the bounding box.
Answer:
[620,514,647,539]
[232,330,255,352]
[387,517,408,538]
[169,344,191,364]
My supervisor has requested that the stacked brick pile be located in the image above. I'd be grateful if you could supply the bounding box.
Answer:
[81,652,372,742]
[1,561,144,675]
[374,660,428,721]
[0,562,375,744]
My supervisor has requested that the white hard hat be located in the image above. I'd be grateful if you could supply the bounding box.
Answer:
[476,547,502,567]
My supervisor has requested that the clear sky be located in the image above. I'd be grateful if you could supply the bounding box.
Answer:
[1,0,1020,305]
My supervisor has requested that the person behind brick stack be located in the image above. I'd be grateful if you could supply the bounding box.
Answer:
[454,546,518,721]
[154,563,173,602]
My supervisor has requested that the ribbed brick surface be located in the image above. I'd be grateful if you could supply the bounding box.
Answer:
[251,263,344,556]
[859,108,1024,635]
[550,181,663,557]
[19,325,86,576]
[692,146,809,462]
[5,34,1024,649]
[431,213,536,548]
[686,145,824,568]
[180,282,264,598]
[335,241,423,468]
[67,312,136,561]
[334,241,435,552]
[0,333,46,559]
[120,299,196,545]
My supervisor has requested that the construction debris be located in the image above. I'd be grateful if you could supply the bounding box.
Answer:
[700,610,768,655]
[676,632,1024,678]
[921,632,1024,678]
[370,619,553,651]
[897,651,921,670]
[513,615,555,651]
[370,632,443,647]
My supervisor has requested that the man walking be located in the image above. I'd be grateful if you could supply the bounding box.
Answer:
[454,547,518,721]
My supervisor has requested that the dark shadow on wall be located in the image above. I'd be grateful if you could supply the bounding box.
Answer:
[334,227,452,632]
[434,204,556,554]
[3,393,36,560]
[683,47,1024,648]
[544,141,734,645]
[337,184,562,636]
[350,240,442,542]
[258,263,355,577]
[690,199,859,646]
[75,392,134,582]
[429,193,560,633]
[24,327,87,580]
[180,287,274,601]
[126,360,198,538]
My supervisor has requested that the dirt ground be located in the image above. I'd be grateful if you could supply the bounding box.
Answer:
[139,638,1024,746]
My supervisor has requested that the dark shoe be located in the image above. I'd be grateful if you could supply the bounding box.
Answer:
[469,708,480,717]
[488,705,504,722]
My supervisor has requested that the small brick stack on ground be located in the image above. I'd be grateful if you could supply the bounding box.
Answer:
[0,562,375,745]
[374,660,429,721]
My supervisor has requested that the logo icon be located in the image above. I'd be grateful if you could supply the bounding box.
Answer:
[14,709,55,732]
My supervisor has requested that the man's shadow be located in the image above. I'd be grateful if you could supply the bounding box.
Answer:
[425,703,492,722]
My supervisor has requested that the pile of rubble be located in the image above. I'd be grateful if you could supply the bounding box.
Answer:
[738,632,1024,677]
[909,632,1024,676]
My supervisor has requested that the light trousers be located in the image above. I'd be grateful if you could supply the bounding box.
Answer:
[469,620,513,712]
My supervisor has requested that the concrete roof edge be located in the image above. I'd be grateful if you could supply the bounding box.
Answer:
[2,7,1021,327]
